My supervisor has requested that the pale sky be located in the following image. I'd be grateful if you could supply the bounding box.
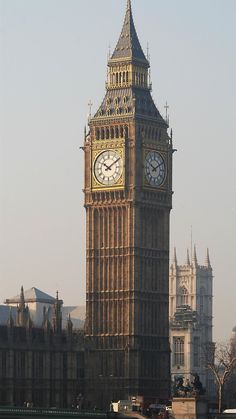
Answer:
[1,0,236,341]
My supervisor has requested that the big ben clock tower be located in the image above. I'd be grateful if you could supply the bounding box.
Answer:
[84,0,173,408]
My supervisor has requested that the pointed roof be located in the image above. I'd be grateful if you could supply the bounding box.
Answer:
[186,249,190,265]
[192,245,198,266]
[205,248,211,268]
[5,287,56,305]
[110,0,148,64]
[173,247,178,266]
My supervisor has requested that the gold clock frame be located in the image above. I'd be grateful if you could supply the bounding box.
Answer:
[92,140,125,190]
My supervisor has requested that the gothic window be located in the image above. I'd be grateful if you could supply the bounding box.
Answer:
[111,127,114,139]
[173,337,185,366]
[101,128,105,140]
[96,129,100,140]
[116,73,118,85]
[120,127,124,138]
[180,287,188,305]
[115,127,119,138]
[106,128,109,139]
[123,71,126,83]
[126,71,129,82]
[193,337,200,367]
[125,126,128,138]
[119,72,122,84]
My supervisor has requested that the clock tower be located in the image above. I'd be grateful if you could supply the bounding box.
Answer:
[84,0,173,407]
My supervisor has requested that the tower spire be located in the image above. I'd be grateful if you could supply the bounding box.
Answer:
[127,0,131,10]
[205,248,211,268]
[186,249,190,265]
[192,244,198,266]
[173,247,178,267]
[110,0,148,64]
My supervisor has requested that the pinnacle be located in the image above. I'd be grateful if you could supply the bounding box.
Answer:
[110,0,148,63]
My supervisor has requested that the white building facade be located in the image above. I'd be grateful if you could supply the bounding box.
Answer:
[169,247,214,396]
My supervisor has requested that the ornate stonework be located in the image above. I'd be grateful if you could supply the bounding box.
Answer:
[84,0,173,407]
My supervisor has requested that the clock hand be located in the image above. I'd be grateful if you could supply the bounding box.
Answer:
[103,162,111,170]
[151,161,164,172]
[105,157,120,171]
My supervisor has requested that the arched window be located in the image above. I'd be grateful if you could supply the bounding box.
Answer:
[125,126,128,139]
[116,73,119,85]
[96,129,100,140]
[115,127,119,138]
[101,128,105,140]
[120,127,124,138]
[106,128,109,139]
[111,127,114,139]
[180,287,188,305]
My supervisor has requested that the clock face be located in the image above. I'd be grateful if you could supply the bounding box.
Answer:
[145,151,166,187]
[94,150,123,186]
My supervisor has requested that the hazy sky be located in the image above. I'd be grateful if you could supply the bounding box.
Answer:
[1,0,236,341]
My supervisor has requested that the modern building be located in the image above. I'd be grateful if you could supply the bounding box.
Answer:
[169,247,214,395]
[84,0,173,408]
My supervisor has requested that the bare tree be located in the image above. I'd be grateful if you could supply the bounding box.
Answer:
[204,341,236,413]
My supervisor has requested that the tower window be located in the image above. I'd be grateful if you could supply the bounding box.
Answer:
[106,128,109,139]
[180,287,188,305]
[115,127,119,138]
[173,337,185,366]
[111,127,114,139]
[96,129,100,140]
[101,128,105,140]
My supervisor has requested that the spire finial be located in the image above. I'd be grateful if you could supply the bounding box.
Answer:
[193,244,198,266]
[173,247,177,266]
[127,0,132,11]
[205,248,211,268]
[19,285,25,309]
[186,249,190,265]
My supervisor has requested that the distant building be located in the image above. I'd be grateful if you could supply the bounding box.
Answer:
[224,326,236,407]
[4,286,85,329]
[169,247,214,396]
[0,287,85,407]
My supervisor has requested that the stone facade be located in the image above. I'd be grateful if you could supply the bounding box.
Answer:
[84,0,173,408]
[0,290,85,408]
[169,248,213,396]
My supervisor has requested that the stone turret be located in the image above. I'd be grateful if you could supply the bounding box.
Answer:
[52,291,62,334]
[16,286,31,327]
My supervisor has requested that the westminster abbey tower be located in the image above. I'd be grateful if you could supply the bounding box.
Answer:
[84,0,173,407]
